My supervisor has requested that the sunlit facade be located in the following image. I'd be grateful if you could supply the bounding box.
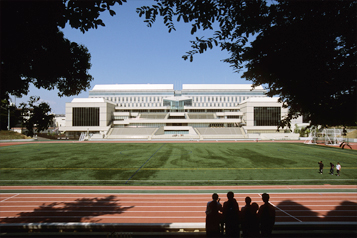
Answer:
[62,84,301,139]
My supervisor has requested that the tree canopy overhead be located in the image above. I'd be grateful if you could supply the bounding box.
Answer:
[137,0,356,127]
[0,0,126,101]
[1,0,355,127]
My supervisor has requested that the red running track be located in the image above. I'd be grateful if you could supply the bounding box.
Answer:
[0,186,356,224]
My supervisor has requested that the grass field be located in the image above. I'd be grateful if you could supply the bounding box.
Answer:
[0,142,356,186]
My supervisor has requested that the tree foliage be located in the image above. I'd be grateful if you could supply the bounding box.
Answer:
[19,96,54,137]
[137,0,356,127]
[0,100,20,131]
[0,0,126,101]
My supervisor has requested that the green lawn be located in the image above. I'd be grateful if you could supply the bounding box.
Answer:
[0,142,356,186]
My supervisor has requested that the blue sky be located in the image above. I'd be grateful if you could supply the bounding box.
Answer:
[15,0,253,114]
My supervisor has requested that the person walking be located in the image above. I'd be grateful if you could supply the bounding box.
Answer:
[318,161,324,174]
[223,191,240,237]
[258,193,276,237]
[329,162,334,175]
[206,193,223,237]
[336,162,341,176]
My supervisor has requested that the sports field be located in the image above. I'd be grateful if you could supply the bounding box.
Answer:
[1,142,356,186]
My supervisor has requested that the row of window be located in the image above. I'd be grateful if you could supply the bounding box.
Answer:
[164,130,189,134]
[90,91,265,96]
[115,103,240,107]
[72,107,282,127]
[94,96,264,104]
[118,109,237,113]
[117,103,161,107]
[112,123,239,128]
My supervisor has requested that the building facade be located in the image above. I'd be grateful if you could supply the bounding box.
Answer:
[61,84,301,140]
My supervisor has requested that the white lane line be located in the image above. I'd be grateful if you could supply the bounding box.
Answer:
[0,205,206,208]
[257,193,303,223]
[1,179,356,182]
[3,199,357,203]
[271,202,303,222]
[0,216,205,219]
[0,194,19,203]
[2,215,355,219]
[0,211,204,213]
[4,195,357,199]
[0,210,354,213]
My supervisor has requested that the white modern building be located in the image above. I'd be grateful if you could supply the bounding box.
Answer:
[61,84,302,140]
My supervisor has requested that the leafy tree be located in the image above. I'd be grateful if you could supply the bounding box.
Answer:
[137,0,356,127]
[0,100,20,130]
[0,0,126,101]
[299,127,307,138]
[19,97,54,137]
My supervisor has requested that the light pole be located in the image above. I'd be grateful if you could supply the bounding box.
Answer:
[7,101,14,130]
[7,105,10,130]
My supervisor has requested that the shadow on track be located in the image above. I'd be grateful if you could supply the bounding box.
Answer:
[0,195,133,223]
[272,199,357,237]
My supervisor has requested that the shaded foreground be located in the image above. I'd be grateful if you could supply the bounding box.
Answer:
[0,185,356,237]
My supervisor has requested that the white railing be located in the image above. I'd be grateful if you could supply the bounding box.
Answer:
[79,132,85,141]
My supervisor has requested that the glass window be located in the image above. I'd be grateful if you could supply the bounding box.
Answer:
[73,107,99,126]
[254,107,281,126]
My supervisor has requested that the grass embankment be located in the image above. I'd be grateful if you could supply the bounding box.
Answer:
[0,143,356,186]
[347,130,357,138]
[0,130,31,140]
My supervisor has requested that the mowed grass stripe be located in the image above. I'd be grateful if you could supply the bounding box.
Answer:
[1,179,356,181]
[0,189,356,194]
[1,142,356,186]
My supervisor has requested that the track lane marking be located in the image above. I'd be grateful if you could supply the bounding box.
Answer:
[258,193,303,222]
[0,194,19,203]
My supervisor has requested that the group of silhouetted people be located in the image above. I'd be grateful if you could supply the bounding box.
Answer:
[206,192,275,238]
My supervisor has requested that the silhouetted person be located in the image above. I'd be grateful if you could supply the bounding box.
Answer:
[251,203,260,237]
[329,162,334,175]
[258,193,276,237]
[223,191,240,237]
[241,197,259,237]
[318,161,324,174]
[206,193,223,237]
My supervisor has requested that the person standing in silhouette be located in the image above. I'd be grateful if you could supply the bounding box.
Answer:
[241,197,259,237]
[336,162,341,176]
[241,196,252,237]
[318,161,324,174]
[206,193,223,237]
[258,193,276,237]
[223,191,240,237]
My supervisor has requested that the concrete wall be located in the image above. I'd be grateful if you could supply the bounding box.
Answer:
[62,99,116,135]
[239,98,302,130]
[65,100,115,128]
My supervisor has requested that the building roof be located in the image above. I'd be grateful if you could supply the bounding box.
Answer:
[91,84,174,91]
[241,97,280,103]
[71,98,116,104]
[163,96,192,101]
[90,84,266,91]
[182,84,265,90]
